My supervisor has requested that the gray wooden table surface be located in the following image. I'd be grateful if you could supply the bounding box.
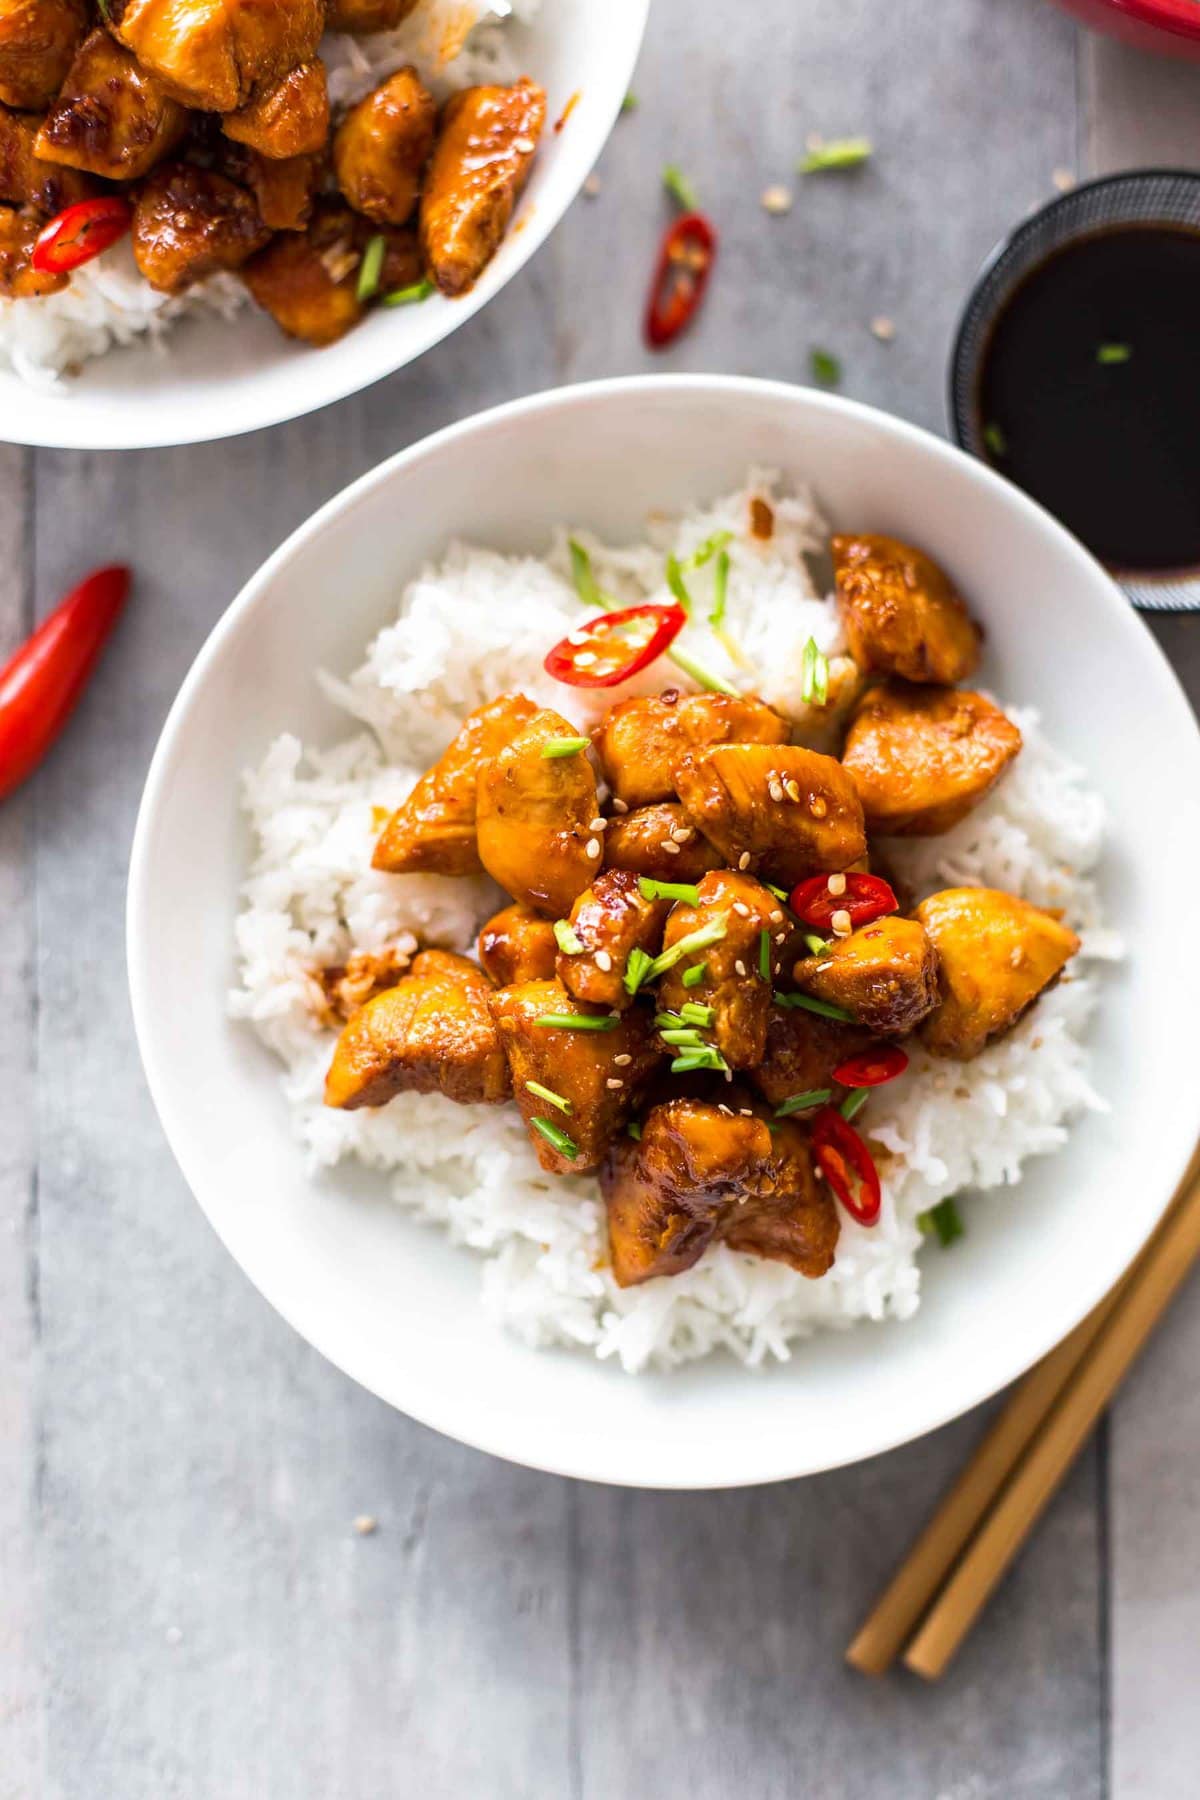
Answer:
[4,4,1199,1796]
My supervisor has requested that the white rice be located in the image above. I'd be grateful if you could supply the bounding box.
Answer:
[0,0,540,384]
[231,471,1118,1374]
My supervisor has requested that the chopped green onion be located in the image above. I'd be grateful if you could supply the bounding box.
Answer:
[526,1080,571,1114]
[540,735,590,759]
[654,1011,686,1029]
[774,1088,833,1117]
[809,348,842,388]
[356,234,387,302]
[1097,342,1132,365]
[648,915,728,979]
[621,92,639,113]
[667,645,740,697]
[681,962,707,989]
[670,1045,728,1074]
[663,163,699,210]
[638,875,700,906]
[665,554,693,614]
[799,137,872,174]
[687,530,734,572]
[624,946,655,996]
[567,537,609,609]
[773,990,854,1022]
[840,1087,869,1122]
[553,919,584,955]
[918,1196,964,1247]
[708,548,730,630]
[534,1011,620,1032]
[679,1001,715,1027]
[803,932,828,955]
[801,635,830,706]
[765,883,791,905]
[627,1119,643,1139]
[660,1027,705,1047]
[382,278,434,307]
[530,1116,580,1159]
[755,927,770,981]
[983,422,1007,457]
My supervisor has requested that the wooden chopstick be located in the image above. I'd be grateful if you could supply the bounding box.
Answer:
[847,1140,1200,1679]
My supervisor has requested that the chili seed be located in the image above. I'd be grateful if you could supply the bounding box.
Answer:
[810,796,827,818]
[827,872,846,896]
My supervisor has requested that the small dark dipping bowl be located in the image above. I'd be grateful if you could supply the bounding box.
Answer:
[950,170,1200,611]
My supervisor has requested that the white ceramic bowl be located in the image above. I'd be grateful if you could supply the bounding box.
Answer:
[1,1,648,450]
[127,376,1200,1488]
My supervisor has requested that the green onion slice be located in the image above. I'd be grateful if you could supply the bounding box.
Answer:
[663,163,699,209]
[803,932,828,955]
[799,137,872,174]
[627,1119,643,1139]
[540,736,590,759]
[667,645,740,697]
[624,946,655,996]
[686,529,733,571]
[638,876,700,905]
[382,278,435,307]
[774,1088,833,1117]
[773,990,854,1022]
[534,1011,620,1032]
[840,1087,869,1122]
[758,928,771,981]
[809,348,842,387]
[567,537,611,609]
[530,1116,580,1159]
[765,883,791,905]
[679,1000,715,1027]
[665,554,693,614]
[918,1196,964,1247]
[708,547,731,629]
[648,915,728,979]
[801,635,830,706]
[1097,342,1132,365]
[526,1080,571,1114]
[983,422,1007,457]
[553,919,584,955]
[660,1027,705,1047]
[356,234,387,302]
[681,962,707,989]
[621,92,639,113]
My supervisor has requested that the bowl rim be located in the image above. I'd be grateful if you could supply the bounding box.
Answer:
[0,0,651,452]
[127,373,1200,1486]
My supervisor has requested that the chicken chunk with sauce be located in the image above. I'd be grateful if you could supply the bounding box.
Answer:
[222,59,328,161]
[477,903,558,987]
[372,692,537,876]
[35,28,186,180]
[488,979,661,1174]
[324,949,511,1111]
[556,868,670,1012]
[221,142,322,232]
[674,742,867,887]
[0,200,63,293]
[792,914,940,1037]
[656,870,785,1070]
[842,681,1023,836]
[241,202,421,346]
[593,689,789,810]
[334,65,436,227]
[914,887,1080,1060]
[476,709,601,916]
[132,162,270,293]
[326,0,419,31]
[0,0,86,111]
[601,802,723,883]
[110,0,324,114]
[419,77,544,296]
[0,104,96,214]
[600,1098,839,1287]
[833,533,981,686]
[747,1005,874,1111]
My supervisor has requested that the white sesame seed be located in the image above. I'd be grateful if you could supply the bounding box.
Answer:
[734,959,747,977]
[614,1052,632,1066]
[732,900,751,917]
[1052,167,1075,193]
[583,172,602,198]
[586,837,601,858]
[724,1067,734,1082]
[831,908,852,936]
[611,797,629,814]
[738,851,751,870]
[671,826,692,843]
[769,909,784,923]
[760,183,793,215]
[870,315,895,342]
[595,949,613,971]
[662,840,681,855]
[768,780,784,802]
[589,816,607,832]
[718,1103,734,1117]
[774,962,782,975]
[785,779,801,804]
[827,871,847,896]
[606,1077,624,1089]
[354,1515,378,1536]
[774,930,786,944]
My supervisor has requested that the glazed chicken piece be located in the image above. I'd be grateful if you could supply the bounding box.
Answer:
[222,59,329,160]
[914,887,1080,1060]
[334,65,436,227]
[419,77,545,297]
[315,940,414,1025]
[0,105,96,214]
[602,802,723,884]
[556,868,671,1012]
[132,162,270,293]
[35,29,187,181]
[593,690,789,810]
[656,870,785,1070]
[372,692,538,876]
[242,202,422,345]
[841,681,1023,836]
[476,708,602,916]
[477,903,558,987]
[0,201,64,293]
[792,914,940,1037]
[222,143,322,231]
[326,0,419,30]
[110,0,324,114]
[832,533,981,686]
[488,979,661,1175]
[324,949,511,1110]
[747,1005,874,1111]
[0,0,86,111]
[674,742,867,887]
[600,1098,839,1287]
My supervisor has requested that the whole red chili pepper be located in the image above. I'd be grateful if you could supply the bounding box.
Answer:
[645,211,717,349]
[0,565,131,802]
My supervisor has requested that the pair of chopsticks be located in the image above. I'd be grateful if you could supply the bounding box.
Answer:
[847,1138,1200,1680]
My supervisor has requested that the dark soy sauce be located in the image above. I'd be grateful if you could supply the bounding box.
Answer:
[976,225,1200,573]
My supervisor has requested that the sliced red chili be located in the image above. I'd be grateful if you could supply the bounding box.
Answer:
[31,197,132,276]
[645,211,717,349]
[811,1106,882,1227]
[789,871,898,932]
[832,1045,909,1089]
[543,602,687,689]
